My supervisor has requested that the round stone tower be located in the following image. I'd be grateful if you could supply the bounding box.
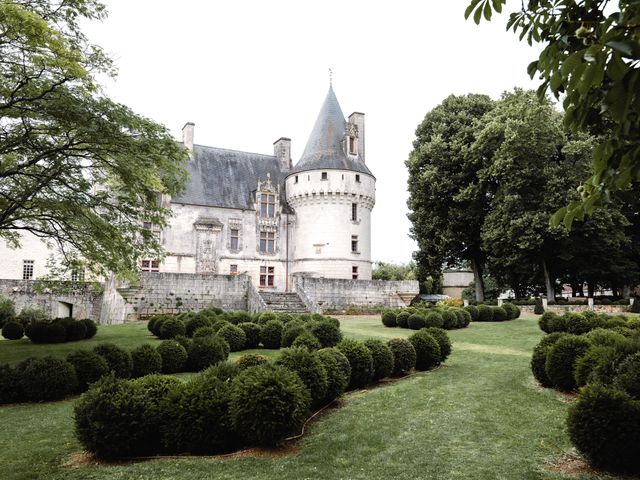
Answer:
[285,87,375,280]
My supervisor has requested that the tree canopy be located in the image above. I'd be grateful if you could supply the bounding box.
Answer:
[0,0,188,278]
[464,0,640,228]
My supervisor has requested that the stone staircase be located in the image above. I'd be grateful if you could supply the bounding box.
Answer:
[258,291,309,313]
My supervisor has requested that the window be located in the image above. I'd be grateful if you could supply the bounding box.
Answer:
[230,228,239,250]
[295,175,298,183]
[71,269,85,282]
[349,136,357,155]
[22,260,34,280]
[260,266,275,287]
[260,231,275,254]
[141,260,160,272]
[351,235,359,253]
[355,174,361,183]
[260,193,276,218]
[230,264,238,275]
[143,221,161,241]
[352,266,359,280]
[351,203,358,221]
[321,172,328,180]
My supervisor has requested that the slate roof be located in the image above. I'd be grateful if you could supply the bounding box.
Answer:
[290,87,373,176]
[172,145,290,211]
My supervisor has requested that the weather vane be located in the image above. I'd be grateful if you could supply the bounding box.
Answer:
[329,68,332,87]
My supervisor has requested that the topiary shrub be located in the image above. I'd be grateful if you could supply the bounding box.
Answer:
[336,339,374,389]
[381,310,398,327]
[18,356,78,401]
[534,298,544,315]
[396,311,410,328]
[16,305,46,327]
[459,308,473,327]
[491,306,508,322]
[406,313,425,330]
[584,328,626,347]
[0,364,22,404]
[193,326,216,339]
[530,332,568,387]
[173,334,193,351]
[281,320,307,348]
[538,312,558,333]
[81,319,98,339]
[66,350,109,392]
[147,316,159,335]
[66,320,88,341]
[187,335,229,372]
[464,305,479,321]
[477,305,493,322]
[614,353,640,400]
[629,299,640,314]
[158,318,186,340]
[545,335,592,391]
[424,312,444,328]
[130,344,162,378]
[363,339,394,381]
[237,353,269,370]
[387,338,416,375]
[440,310,457,329]
[315,348,350,403]
[238,322,261,349]
[292,332,322,351]
[230,364,311,446]
[0,295,16,328]
[163,372,236,454]
[574,345,616,388]
[157,340,188,373]
[257,311,277,325]
[408,331,441,371]
[149,315,169,337]
[565,313,593,335]
[260,319,283,349]
[567,384,640,472]
[217,324,247,352]
[276,348,328,408]
[93,343,132,378]
[185,315,212,337]
[2,321,24,340]
[421,327,452,362]
[44,321,67,343]
[200,361,241,382]
[309,320,342,347]
[502,303,518,320]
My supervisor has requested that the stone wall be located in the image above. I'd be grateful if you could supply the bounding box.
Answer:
[518,304,630,315]
[0,279,103,320]
[293,276,418,312]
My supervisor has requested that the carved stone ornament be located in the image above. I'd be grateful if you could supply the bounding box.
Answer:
[347,122,359,138]
[193,217,222,274]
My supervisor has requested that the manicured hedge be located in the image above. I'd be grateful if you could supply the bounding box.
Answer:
[381,306,471,331]
[387,338,416,375]
[363,339,394,381]
[337,339,374,389]
[276,348,328,408]
[24,318,98,344]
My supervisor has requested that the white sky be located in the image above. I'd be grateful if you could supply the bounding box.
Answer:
[83,0,540,264]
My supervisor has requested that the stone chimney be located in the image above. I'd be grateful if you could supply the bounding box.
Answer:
[348,112,365,163]
[182,122,195,152]
[273,137,292,171]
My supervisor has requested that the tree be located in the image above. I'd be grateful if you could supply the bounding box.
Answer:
[0,1,188,278]
[465,0,640,227]
[372,262,417,281]
[406,94,495,301]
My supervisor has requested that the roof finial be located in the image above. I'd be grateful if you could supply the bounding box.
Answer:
[329,68,332,88]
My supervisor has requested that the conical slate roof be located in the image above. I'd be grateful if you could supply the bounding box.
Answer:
[290,87,373,176]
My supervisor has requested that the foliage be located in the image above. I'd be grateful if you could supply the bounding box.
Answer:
[16,306,46,326]
[18,356,77,401]
[2,321,24,340]
[260,319,283,349]
[534,298,544,315]
[531,332,568,387]
[291,332,322,351]
[337,339,374,389]
[0,364,21,404]
[66,350,108,391]
[396,311,410,328]
[81,319,98,339]
[440,310,457,328]
[387,338,417,375]
[236,354,269,370]
[363,339,394,381]
[185,316,212,337]
[315,347,350,403]
[407,313,426,330]
[187,335,229,372]
[424,311,444,328]
[157,340,187,374]
[491,306,508,322]
[66,320,88,341]
[257,311,277,325]
[93,343,132,378]
[574,345,616,388]
[545,334,591,391]
[217,324,246,352]
[477,304,494,322]
[381,310,398,327]
[193,326,216,339]
[158,318,186,340]
[422,327,452,362]
[464,305,479,321]
[502,303,519,320]
[372,261,417,281]
[0,295,16,328]
[230,365,310,446]
[614,353,640,400]
[0,0,189,278]
[130,344,162,378]
[276,348,328,408]
[309,320,342,347]
[408,331,441,371]
[237,322,261,349]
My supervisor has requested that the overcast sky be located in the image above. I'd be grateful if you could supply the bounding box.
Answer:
[83,1,540,264]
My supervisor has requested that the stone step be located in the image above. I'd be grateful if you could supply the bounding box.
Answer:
[258,291,309,314]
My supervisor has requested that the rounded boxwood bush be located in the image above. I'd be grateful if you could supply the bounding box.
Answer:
[260,319,283,349]
[387,338,416,375]
[0,364,22,404]
[67,350,109,392]
[81,319,98,339]
[315,348,350,403]
[147,316,159,334]
[451,309,466,328]
[187,335,229,371]
[422,327,452,362]
[19,356,77,401]
[238,322,261,349]
[309,320,342,347]
[276,347,328,408]
[130,344,162,378]
[292,332,322,351]
[530,333,568,387]
[93,343,132,378]
[548,314,568,333]
[567,384,640,472]
[149,315,168,337]
[257,311,277,325]
[65,320,88,341]
[163,373,235,454]
[584,328,626,347]
[407,313,426,330]
[158,318,186,340]
[424,312,444,328]
[230,364,311,446]
[381,310,398,327]
[491,306,508,322]
[237,354,269,370]
[464,305,479,321]
[185,315,212,337]
[2,321,24,340]
[502,303,519,320]
[157,340,188,373]
[282,320,307,348]
[0,296,16,328]
[538,312,558,333]
[409,331,441,371]
[574,345,616,388]
[396,311,410,328]
[337,339,374,389]
[44,322,67,343]
[201,361,241,382]
[614,353,640,400]
[217,324,246,352]
[193,326,216,339]
[459,309,472,327]
[545,335,592,391]
[440,310,457,329]
[565,313,593,335]
[363,339,394,381]
[477,305,493,322]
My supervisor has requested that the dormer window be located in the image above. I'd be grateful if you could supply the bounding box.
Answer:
[321,172,328,180]
[349,136,357,155]
[355,174,361,183]
[260,193,276,218]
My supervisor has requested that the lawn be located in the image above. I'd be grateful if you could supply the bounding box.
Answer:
[0,315,618,480]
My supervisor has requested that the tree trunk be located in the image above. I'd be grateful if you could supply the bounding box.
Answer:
[623,285,631,299]
[570,283,578,297]
[612,284,619,298]
[587,282,595,298]
[541,259,555,302]
[578,283,584,297]
[471,257,485,302]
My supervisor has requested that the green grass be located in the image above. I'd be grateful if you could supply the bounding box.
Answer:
[0,315,623,480]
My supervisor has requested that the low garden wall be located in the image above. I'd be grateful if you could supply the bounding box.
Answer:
[518,304,630,315]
